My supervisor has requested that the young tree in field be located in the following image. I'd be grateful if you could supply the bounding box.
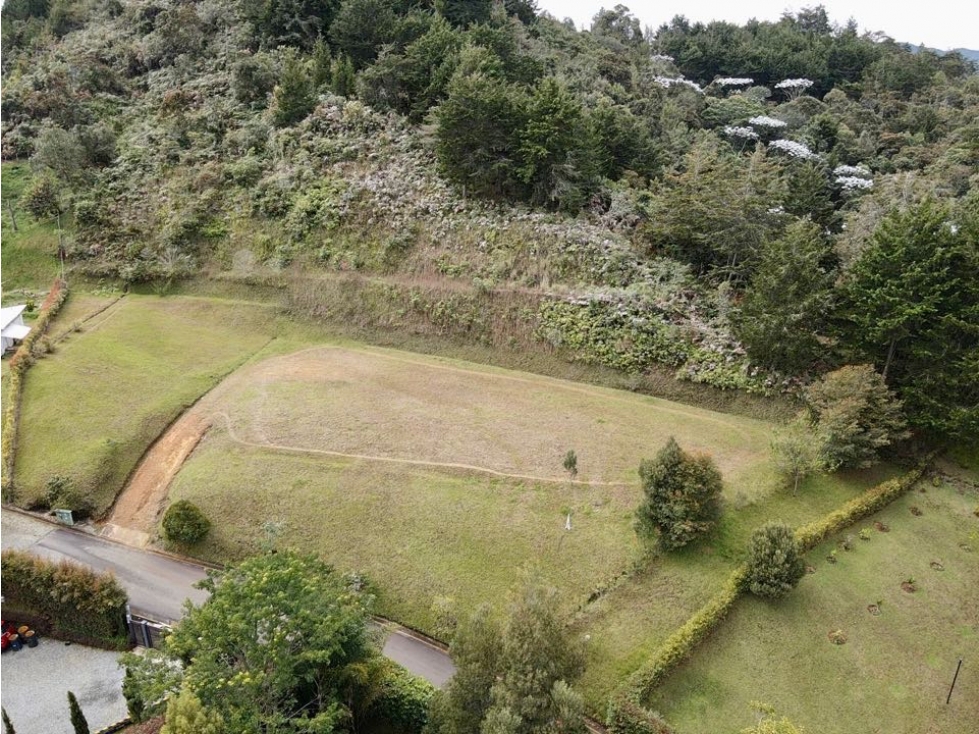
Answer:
[67,692,89,734]
[839,198,979,437]
[161,500,211,545]
[745,522,806,599]
[806,365,909,469]
[734,219,835,373]
[770,417,826,493]
[562,449,578,530]
[636,437,724,550]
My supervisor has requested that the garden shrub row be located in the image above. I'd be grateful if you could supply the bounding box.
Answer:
[794,460,930,552]
[1,277,68,498]
[371,663,436,733]
[0,548,130,650]
[622,565,748,704]
[605,695,675,734]
[608,460,931,730]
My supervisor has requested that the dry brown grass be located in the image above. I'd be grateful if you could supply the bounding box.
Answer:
[201,346,777,491]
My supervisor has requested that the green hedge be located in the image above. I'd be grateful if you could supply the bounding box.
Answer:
[0,548,130,649]
[609,459,931,729]
[1,278,69,499]
[624,565,748,701]
[794,462,929,552]
[371,663,436,733]
[606,695,675,734]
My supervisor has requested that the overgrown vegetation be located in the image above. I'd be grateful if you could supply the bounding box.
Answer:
[2,1,975,435]
[0,549,129,649]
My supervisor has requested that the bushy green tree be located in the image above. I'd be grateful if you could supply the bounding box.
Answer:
[806,365,909,469]
[435,50,527,199]
[238,0,339,51]
[636,437,724,550]
[162,500,211,545]
[67,692,89,734]
[164,551,376,732]
[160,687,226,734]
[436,0,492,28]
[745,522,806,599]
[22,174,63,220]
[770,417,826,494]
[518,77,597,210]
[270,51,315,127]
[329,0,399,68]
[839,199,979,437]
[734,219,834,373]
[427,581,585,734]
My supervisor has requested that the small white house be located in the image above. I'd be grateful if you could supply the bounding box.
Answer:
[1,305,32,353]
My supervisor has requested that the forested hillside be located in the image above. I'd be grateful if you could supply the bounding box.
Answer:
[2,0,977,438]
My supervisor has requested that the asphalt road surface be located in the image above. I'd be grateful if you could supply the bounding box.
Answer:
[1,509,456,686]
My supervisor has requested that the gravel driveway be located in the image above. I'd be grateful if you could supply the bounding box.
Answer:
[0,637,128,734]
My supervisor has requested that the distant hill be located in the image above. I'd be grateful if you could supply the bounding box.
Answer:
[907,44,979,62]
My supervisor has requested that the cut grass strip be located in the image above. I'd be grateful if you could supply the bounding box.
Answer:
[644,477,979,734]
[13,295,281,513]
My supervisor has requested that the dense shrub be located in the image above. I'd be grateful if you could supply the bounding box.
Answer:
[636,438,724,550]
[0,549,129,649]
[745,522,806,599]
[806,365,909,469]
[605,696,675,734]
[372,664,436,733]
[162,500,211,545]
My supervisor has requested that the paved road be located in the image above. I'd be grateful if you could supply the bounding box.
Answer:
[1,509,456,686]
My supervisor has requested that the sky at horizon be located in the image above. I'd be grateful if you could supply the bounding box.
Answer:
[536,1,978,52]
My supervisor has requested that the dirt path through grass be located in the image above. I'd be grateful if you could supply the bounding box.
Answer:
[103,344,772,545]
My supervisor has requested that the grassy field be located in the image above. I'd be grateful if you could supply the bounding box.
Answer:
[0,161,62,291]
[12,294,281,513]
[162,343,898,706]
[645,475,979,734]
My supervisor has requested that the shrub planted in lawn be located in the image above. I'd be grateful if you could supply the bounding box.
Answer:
[162,500,212,545]
[636,438,723,550]
[745,522,806,599]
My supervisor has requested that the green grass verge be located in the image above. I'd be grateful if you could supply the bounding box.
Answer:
[573,465,898,710]
[12,295,281,513]
[645,478,979,734]
[0,161,62,291]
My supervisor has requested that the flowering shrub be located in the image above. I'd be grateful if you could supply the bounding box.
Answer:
[748,115,787,128]
[714,77,754,87]
[723,125,759,140]
[768,139,818,160]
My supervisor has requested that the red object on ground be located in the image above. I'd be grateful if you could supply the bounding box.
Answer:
[1,620,14,651]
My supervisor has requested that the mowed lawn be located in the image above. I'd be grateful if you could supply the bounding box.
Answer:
[645,477,979,734]
[13,295,279,513]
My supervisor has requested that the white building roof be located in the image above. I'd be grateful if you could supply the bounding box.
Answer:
[1,304,27,331]
[4,323,31,340]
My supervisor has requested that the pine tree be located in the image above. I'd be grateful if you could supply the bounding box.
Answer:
[67,692,89,734]
[735,219,834,373]
[270,51,315,128]
[745,522,806,598]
